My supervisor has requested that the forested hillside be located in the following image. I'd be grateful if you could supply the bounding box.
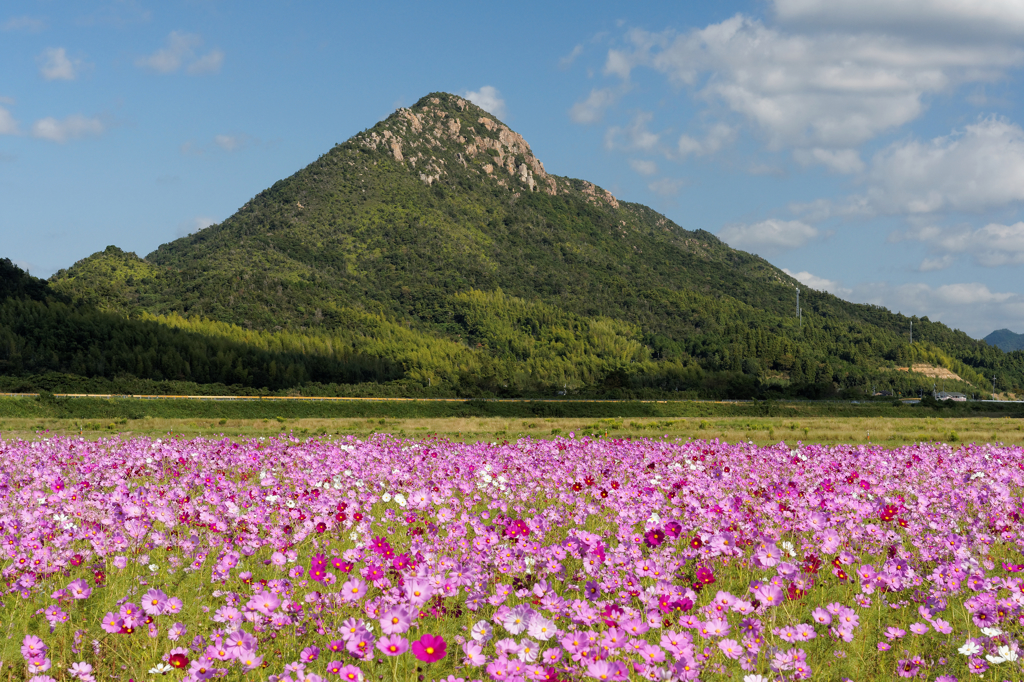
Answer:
[3,92,1022,398]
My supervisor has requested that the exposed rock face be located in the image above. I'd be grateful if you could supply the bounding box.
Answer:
[353,92,620,205]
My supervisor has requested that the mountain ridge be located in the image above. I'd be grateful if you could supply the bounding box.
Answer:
[11,91,1022,398]
[985,329,1024,352]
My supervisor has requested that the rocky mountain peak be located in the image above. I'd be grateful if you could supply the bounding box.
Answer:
[350,92,619,208]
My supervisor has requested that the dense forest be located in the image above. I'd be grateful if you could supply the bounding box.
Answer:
[5,92,1024,399]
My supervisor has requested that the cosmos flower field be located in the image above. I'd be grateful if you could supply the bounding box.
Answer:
[2,434,1024,682]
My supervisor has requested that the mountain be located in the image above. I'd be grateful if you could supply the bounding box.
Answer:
[985,329,1024,352]
[6,92,1023,399]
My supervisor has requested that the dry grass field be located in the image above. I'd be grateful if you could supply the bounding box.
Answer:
[2,414,1022,446]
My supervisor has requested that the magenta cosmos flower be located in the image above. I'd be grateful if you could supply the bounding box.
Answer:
[411,634,447,663]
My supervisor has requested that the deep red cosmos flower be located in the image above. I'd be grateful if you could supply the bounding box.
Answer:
[168,653,190,669]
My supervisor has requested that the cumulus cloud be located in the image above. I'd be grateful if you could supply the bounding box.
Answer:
[605,112,662,153]
[38,47,80,81]
[677,123,736,157]
[647,177,687,196]
[136,32,223,74]
[569,88,618,124]
[0,107,19,135]
[628,159,658,176]
[773,0,1024,38]
[919,255,955,271]
[849,279,1024,337]
[462,86,506,118]
[31,115,104,143]
[604,16,1022,151]
[782,268,852,296]
[861,116,1024,214]
[900,220,1024,267]
[793,147,864,174]
[719,219,819,250]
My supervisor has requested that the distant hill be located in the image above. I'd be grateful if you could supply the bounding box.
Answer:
[985,329,1024,352]
[2,92,1021,399]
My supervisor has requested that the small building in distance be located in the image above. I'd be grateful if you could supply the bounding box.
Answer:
[934,391,967,402]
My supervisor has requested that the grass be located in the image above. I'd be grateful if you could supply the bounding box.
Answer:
[2,414,1023,446]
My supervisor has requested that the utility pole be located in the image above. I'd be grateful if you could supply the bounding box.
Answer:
[796,288,801,327]
[909,320,912,344]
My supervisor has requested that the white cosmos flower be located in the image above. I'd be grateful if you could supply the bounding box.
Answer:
[393,494,407,508]
[381,492,393,502]
[994,645,1018,663]
[959,640,982,656]
[148,564,159,573]
[149,663,173,674]
[981,627,1003,637]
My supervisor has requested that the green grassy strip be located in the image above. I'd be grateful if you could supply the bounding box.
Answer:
[1,396,1021,420]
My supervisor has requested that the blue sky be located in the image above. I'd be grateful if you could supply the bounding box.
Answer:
[3,0,1024,339]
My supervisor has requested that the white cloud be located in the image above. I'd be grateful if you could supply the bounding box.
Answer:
[863,116,1024,214]
[2,16,46,32]
[628,158,658,176]
[569,88,618,124]
[0,107,19,135]
[793,147,864,174]
[919,255,954,271]
[31,115,104,142]
[136,32,222,75]
[559,44,584,69]
[782,268,852,296]
[720,218,819,250]
[605,112,662,153]
[648,177,687,196]
[773,0,1024,38]
[604,48,636,79]
[901,220,1024,267]
[38,47,79,81]
[214,134,243,151]
[462,86,506,118]
[606,16,1022,150]
[187,49,223,75]
[677,123,736,157]
[850,280,1024,338]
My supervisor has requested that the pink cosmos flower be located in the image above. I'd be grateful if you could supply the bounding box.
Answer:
[585,659,629,681]
[100,612,124,634]
[376,635,408,657]
[337,663,362,679]
[140,588,167,615]
[247,592,280,615]
[463,641,486,666]
[67,662,93,678]
[341,577,367,603]
[885,626,906,641]
[411,634,447,663]
[752,583,783,607]
[405,577,433,605]
[67,579,91,600]
[486,656,510,680]
[21,635,47,660]
[379,606,411,635]
[717,639,742,660]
